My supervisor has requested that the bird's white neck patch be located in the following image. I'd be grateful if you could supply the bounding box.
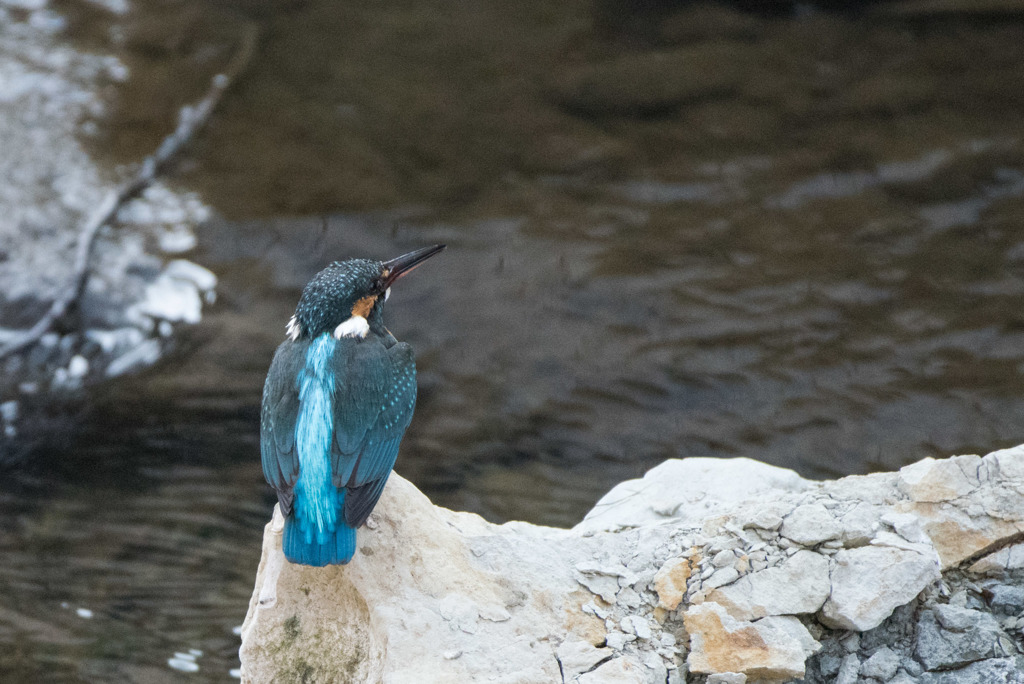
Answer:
[333,315,369,340]
[285,316,301,341]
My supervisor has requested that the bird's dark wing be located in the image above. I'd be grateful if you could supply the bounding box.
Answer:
[260,340,307,516]
[330,339,417,527]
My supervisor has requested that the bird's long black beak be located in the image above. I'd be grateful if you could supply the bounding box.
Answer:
[382,244,446,288]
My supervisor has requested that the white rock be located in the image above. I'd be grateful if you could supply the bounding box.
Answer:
[134,273,204,324]
[860,645,900,680]
[556,636,614,680]
[825,472,900,505]
[835,653,860,684]
[241,478,576,684]
[577,656,647,684]
[104,338,162,377]
[705,566,740,589]
[880,511,929,544]
[738,505,786,531]
[899,448,1024,568]
[438,593,479,634]
[0,0,214,365]
[605,631,635,651]
[583,601,609,620]
[164,259,217,292]
[239,446,1024,683]
[620,615,652,640]
[838,503,880,545]
[479,604,512,622]
[820,544,941,631]
[684,602,820,680]
[969,542,1024,577]
[158,225,198,253]
[708,550,830,621]
[897,456,980,502]
[129,259,217,326]
[86,326,144,354]
[871,529,934,555]
[616,586,641,609]
[780,503,842,546]
[640,651,667,682]
[67,354,88,378]
[987,444,1024,480]
[707,674,747,684]
[575,571,621,604]
[712,549,735,567]
[575,458,810,534]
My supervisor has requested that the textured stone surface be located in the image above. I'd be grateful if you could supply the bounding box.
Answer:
[916,607,1011,671]
[707,674,747,684]
[241,445,1024,683]
[557,637,614,680]
[860,645,900,680]
[708,550,829,620]
[897,456,981,502]
[576,656,646,684]
[834,653,860,684]
[890,673,919,684]
[989,585,1024,613]
[820,544,941,631]
[896,448,1024,568]
[969,542,1024,577]
[780,503,842,546]
[653,557,691,611]
[241,483,580,684]
[918,656,1024,683]
[683,602,820,680]
[573,457,810,534]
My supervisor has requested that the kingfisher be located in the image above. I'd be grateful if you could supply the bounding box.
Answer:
[260,244,445,566]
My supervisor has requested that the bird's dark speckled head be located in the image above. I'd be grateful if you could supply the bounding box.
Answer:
[288,245,445,340]
[293,259,382,338]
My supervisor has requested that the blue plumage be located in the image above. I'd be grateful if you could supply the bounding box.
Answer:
[283,497,354,566]
[288,334,350,565]
[260,245,444,566]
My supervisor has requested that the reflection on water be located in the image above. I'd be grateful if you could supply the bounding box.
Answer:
[5,0,1024,681]
[0,423,264,682]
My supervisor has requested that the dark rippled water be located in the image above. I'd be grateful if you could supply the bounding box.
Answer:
[4,1,1024,681]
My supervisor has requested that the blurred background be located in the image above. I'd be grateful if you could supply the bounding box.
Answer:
[2,0,1024,680]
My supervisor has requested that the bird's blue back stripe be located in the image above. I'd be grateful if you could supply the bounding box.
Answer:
[294,333,340,541]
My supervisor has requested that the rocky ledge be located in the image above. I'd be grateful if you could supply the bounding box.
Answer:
[240,446,1024,684]
[0,0,215,455]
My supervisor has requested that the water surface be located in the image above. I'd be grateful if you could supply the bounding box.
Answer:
[4,1,1024,681]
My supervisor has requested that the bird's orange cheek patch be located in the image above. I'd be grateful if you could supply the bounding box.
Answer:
[351,295,377,318]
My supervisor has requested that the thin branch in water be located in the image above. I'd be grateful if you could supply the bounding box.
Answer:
[0,24,259,361]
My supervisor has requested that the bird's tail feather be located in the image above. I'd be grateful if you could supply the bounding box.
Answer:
[282,515,356,566]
